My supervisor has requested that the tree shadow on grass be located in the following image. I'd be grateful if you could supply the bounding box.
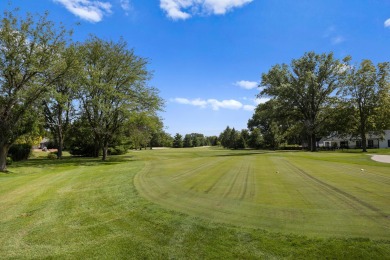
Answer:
[10,155,135,169]
[211,150,275,157]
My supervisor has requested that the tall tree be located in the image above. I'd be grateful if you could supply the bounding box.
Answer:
[248,100,288,149]
[219,126,232,148]
[183,134,193,148]
[172,133,183,148]
[77,36,162,160]
[344,60,390,152]
[260,52,349,151]
[248,128,263,149]
[0,9,70,171]
[43,45,80,158]
[126,112,163,150]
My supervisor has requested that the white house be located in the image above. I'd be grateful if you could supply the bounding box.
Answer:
[319,130,390,149]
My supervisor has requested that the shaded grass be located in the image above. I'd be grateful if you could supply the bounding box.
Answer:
[0,148,389,259]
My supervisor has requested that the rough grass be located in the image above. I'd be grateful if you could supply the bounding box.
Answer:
[0,148,389,259]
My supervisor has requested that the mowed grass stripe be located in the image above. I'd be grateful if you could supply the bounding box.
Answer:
[135,149,390,239]
[1,149,390,258]
[285,156,390,215]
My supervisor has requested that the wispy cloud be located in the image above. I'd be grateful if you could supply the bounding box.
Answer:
[172,97,256,111]
[174,98,208,108]
[120,0,132,15]
[160,0,253,20]
[234,80,258,90]
[323,26,346,45]
[53,0,112,22]
[331,36,345,45]
[385,18,390,28]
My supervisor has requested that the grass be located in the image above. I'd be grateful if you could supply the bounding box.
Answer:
[0,148,389,259]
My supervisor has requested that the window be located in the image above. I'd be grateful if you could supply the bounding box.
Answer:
[388,140,390,148]
[340,141,348,148]
[368,140,374,148]
[356,140,362,148]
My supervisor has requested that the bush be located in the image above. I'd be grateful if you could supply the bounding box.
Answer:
[8,144,32,161]
[6,157,13,165]
[69,144,97,157]
[108,146,128,155]
[47,153,57,160]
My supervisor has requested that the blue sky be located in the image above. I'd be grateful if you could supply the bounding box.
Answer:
[2,0,390,136]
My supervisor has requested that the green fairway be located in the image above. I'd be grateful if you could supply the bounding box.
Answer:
[0,148,389,258]
[135,149,390,239]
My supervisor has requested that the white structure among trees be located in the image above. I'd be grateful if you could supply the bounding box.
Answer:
[319,130,390,149]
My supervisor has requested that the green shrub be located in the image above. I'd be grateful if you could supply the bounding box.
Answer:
[6,157,13,165]
[8,144,32,161]
[47,153,57,160]
[69,144,98,157]
[108,146,128,155]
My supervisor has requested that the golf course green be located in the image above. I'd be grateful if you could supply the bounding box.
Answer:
[0,148,389,258]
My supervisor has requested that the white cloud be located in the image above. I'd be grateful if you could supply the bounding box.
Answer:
[120,0,132,15]
[254,97,270,105]
[243,105,256,111]
[160,0,253,20]
[331,36,345,45]
[173,98,208,108]
[172,96,270,111]
[234,80,258,90]
[172,97,258,111]
[323,26,345,45]
[385,18,390,28]
[53,0,112,22]
[207,99,243,110]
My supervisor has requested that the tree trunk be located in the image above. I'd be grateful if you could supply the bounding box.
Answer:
[102,139,109,161]
[359,114,367,152]
[361,132,367,152]
[0,144,10,172]
[93,138,101,158]
[57,126,63,159]
[311,133,317,152]
[102,146,108,161]
[307,134,312,151]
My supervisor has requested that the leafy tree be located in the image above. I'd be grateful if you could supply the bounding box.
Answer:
[375,63,390,130]
[77,36,162,160]
[206,136,218,146]
[248,100,287,149]
[66,117,96,156]
[172,133,183,148]
[183,134,193,148]
[229,128,240,149]
[240,129,250,148]
[248,128,263,149]
[190,133,205,147]
[0,9,70,171]
[150,131,173,147]
[126,112,163,150]
[43,45,79,158]
[344,60,390,152]
[219,126,232,148]
[260,52,349,151]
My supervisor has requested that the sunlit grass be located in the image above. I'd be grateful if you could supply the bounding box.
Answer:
[0,148,389,259]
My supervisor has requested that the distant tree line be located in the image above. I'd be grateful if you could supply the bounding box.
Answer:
[0,9,164,171]
[172,133,218,148]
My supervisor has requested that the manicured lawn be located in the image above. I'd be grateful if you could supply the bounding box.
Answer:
[0,148,389,259]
